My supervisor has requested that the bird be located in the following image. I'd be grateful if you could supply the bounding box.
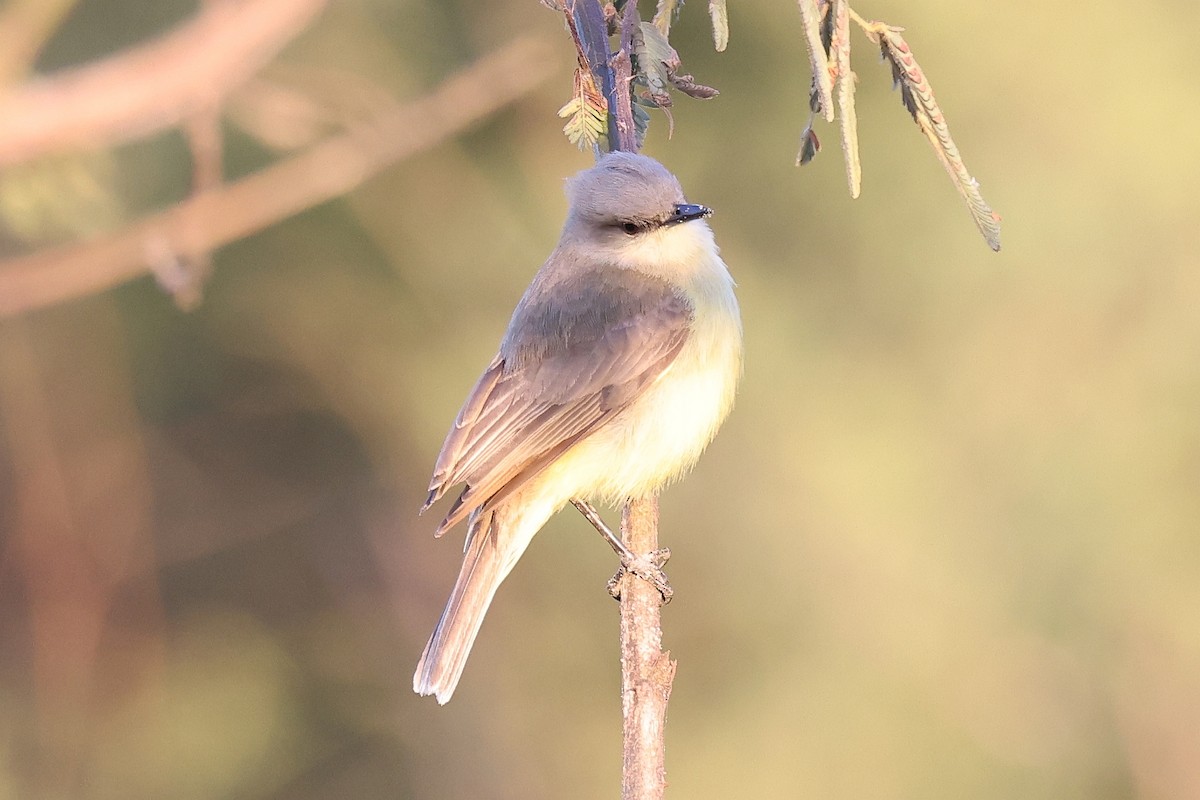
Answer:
[414,151,742,703]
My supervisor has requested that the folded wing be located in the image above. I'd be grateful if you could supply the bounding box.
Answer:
[423,266,693,535]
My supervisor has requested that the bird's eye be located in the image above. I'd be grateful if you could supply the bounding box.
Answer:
[621,221,641,235]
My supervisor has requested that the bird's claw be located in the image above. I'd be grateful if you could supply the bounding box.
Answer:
[608,547,673,604]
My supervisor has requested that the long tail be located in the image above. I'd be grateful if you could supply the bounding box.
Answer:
[413,502,545,704]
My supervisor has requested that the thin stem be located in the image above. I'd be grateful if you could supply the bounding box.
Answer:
[560,6,675,796]
[618,496,674,800]
[609,0,640,152]
[847,5,878,33]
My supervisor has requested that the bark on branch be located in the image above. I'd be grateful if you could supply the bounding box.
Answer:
[564,3,676,798]
[618,496,675,800]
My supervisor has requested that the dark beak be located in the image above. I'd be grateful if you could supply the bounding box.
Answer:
[667,203,712,225]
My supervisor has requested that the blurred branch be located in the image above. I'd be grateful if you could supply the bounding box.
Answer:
[0,0,78,88]
[0,0,328,168]
[0,310,163,795]
[169,106,224,309]
[0,319,96,793]
[160,0,232,308]
[0,36,558,317]
[226,66,400,151]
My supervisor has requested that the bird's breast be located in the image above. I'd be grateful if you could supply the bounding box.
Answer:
[567,250,742,501]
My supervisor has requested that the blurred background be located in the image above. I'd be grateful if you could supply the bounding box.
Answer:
[1,0,1198,798]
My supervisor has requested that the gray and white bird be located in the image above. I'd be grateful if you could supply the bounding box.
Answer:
[414,152,742,703]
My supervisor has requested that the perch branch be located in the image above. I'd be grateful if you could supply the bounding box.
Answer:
[618,496,674,800]
[562,4,675,798]
[0,36,557,317]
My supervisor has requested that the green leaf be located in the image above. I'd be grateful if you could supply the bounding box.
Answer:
[557,69,608,151]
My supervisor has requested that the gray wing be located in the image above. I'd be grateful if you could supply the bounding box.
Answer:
[422,266,693,535]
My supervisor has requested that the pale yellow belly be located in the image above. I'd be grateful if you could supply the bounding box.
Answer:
[536,303,742,503]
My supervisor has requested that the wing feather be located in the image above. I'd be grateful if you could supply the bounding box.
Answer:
[423,266,692,534]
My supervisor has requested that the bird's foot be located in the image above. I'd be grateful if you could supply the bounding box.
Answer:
[607,547,673,604]
[570,499,673,604]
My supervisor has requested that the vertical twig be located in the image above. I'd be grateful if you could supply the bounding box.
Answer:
[618,496,675,800]
[567,0,618,150]
[609,0,640,153]
[159,0,227,309]
[166,105,223,308]
[611,2,675,794]
[0,310,165,798]
[563,3,675,797]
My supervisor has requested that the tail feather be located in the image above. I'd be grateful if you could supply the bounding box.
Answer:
[415,482,564,703]
[413,510,507,704]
